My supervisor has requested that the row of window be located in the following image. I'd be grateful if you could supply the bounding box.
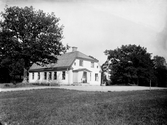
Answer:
[32,71,99,82]
[74,60,98,68]
[32,71,66,80]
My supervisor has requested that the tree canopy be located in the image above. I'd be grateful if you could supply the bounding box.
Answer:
[153,55,167,87]
[0,6,68,83]
[103,44,155,86]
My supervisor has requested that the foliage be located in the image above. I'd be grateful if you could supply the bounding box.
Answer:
[153,55,167,68]
[0,57,24,82]
[0,55,22,83]
[0,6,68,83]
[153,56,167,87]
[0,67,10,83]
[104,44,154,86]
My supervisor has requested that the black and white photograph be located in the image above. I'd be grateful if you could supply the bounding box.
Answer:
[0,0,167,124]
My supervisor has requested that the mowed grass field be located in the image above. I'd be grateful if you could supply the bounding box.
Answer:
[0,89,167,125]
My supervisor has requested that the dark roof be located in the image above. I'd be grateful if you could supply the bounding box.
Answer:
[30,51,98,71]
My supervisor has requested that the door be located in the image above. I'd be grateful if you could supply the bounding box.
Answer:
[73,72,78,83]
[82,72,87,83]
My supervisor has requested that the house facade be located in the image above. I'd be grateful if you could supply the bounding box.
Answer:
[29,47,101,85]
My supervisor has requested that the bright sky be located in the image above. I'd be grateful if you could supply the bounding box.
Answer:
[1,0,167,64]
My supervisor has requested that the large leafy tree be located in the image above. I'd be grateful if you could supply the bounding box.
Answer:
[104,44,154,86]
[153,55,167,68]
[0,6,67,83]
[153,56,167,87]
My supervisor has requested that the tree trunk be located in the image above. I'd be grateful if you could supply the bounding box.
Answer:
[22,68,28,83]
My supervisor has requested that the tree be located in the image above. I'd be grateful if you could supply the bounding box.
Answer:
[153,56,167,87]
[0,56,24,83]
[153,55,167,68]
[103,44,154,86]
[0,6,68,83]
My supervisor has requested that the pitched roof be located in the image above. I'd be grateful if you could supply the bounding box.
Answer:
[30,51,98,71]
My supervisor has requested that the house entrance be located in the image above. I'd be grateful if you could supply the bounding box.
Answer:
[82,72,87,83]
[73,68,91,83]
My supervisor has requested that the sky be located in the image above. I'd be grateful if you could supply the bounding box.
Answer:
[0,0,167,64]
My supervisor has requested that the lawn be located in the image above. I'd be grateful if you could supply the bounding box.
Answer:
[0,89,167,125]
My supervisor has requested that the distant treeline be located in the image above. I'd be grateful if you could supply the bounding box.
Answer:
[102,44,167,87]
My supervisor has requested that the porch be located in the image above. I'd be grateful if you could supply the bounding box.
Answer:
[73,68,91,84]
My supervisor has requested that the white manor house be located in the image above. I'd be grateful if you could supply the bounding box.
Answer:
[29,47,101,85]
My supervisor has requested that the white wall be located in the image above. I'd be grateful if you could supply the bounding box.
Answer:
[72,59,101,85]
[29,70,73,85]
[29,59,101,85]
[73,72,78,83]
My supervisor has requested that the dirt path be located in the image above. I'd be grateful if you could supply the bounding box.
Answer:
[58,86,167,92]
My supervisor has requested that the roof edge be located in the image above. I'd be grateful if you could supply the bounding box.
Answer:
[76,57,99,62]
[29,66,71,72]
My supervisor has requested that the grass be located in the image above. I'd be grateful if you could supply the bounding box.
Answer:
[0,89,167,125]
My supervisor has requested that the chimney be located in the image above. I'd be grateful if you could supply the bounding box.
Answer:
[72,47,77,52]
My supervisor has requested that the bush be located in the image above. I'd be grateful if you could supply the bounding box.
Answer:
[4,83,10,87]
[32,82,60,86]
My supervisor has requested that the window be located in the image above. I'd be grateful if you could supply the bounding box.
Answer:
[44,72,47,80]
[54,72,57,80]
[32,73,34,79]
[38,72,40,80]
[49,72,52,80]
[91,62,94,68]
[95,73,98,81]
[74,62,76,66]
[79,60,83,66]
[62,71,66,80]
